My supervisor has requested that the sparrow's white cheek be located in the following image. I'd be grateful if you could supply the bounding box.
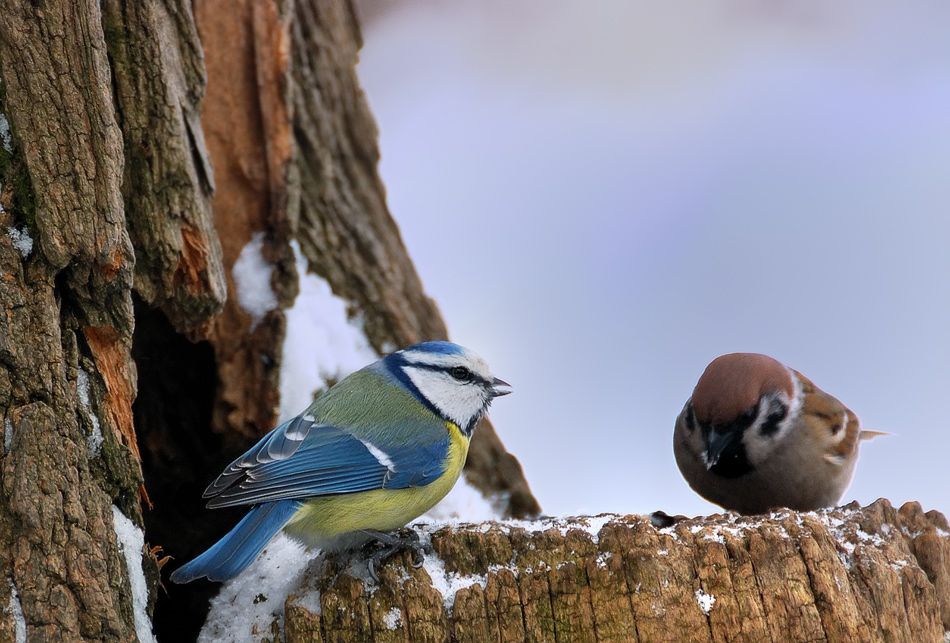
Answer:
[826,411,851,449]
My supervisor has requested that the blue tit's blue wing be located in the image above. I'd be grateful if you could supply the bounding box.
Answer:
[203,416,451,509]
[203,413,314,499]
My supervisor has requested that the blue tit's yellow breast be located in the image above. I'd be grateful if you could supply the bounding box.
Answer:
[283,421,470,548]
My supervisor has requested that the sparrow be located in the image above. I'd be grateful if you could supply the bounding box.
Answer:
[673,353,884,515]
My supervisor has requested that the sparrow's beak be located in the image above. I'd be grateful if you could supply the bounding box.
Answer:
[702,428,742,470]
[490,377,512,397]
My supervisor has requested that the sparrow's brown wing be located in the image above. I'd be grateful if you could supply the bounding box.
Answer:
[795,370,862,466]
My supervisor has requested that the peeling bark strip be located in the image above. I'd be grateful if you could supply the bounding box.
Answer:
[272,500,950,643]
[195,0,299,446]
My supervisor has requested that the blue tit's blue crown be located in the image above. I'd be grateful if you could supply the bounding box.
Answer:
[399,341,466,357]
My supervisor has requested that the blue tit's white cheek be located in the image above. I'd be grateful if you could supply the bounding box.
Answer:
[402,366,489,429]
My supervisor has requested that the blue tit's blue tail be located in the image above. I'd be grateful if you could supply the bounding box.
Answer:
[170,500,303,584]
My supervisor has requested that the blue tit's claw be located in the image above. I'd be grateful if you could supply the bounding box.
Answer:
[367,557,380,583]
[363,529,427,581]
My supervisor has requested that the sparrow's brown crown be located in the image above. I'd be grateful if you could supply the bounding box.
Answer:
[691,353,795,426]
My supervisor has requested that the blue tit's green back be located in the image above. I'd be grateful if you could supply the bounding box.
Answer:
[305,362,449,446]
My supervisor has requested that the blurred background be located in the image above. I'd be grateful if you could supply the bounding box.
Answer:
[354,0,950,519]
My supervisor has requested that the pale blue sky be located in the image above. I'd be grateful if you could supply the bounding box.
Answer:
[356,1,950,518]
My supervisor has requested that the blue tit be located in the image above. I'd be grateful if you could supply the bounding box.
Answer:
[170,341,511,584]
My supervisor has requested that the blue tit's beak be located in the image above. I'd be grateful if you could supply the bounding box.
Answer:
[490,377,512,397]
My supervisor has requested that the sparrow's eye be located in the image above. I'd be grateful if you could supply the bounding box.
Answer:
[450,366,473,381]
[741,404,758,419]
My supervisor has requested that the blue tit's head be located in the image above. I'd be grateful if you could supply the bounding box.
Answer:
[385,341,511,434]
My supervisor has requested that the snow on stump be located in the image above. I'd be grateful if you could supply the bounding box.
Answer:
[212,499,950,642]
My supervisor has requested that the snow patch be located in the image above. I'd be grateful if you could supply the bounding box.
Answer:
[199,533,318,642]
[577,514,618,544]
[232,232,279,330]
[111,506,157,643]
[77,368,103,457]
[278,240,377,422]
[291,582,323,617]
[811,508,889,569]
[695,589,716,615]
[423,475,506,523]
[382,606,403,630]
[477,513,622,544]
[3,417,11,453]
[291,592,322,617]
[0,112,11,153]
[415,531,487,614]
[658,525,682,540]
[6,578,25,643]
[6,227,32,258]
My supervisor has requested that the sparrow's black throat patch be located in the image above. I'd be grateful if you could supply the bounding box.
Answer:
[702,408,756,479]
[706,433,754,478]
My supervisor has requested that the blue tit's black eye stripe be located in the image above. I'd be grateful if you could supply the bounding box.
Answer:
[382,353,445,418]
[759,397,787,437]
[396,358,486,385]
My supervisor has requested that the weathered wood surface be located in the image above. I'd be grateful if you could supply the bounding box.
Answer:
[266,500,948,643]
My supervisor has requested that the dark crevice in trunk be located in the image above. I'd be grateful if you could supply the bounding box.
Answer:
[132,295,241,642]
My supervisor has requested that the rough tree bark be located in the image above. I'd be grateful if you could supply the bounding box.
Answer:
[1,2,943,643]
[0,1,158,642]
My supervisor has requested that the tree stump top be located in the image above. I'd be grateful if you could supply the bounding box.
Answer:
[198,498,950,643]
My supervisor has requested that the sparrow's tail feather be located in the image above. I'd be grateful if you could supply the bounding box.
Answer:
[170,499,302,584]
